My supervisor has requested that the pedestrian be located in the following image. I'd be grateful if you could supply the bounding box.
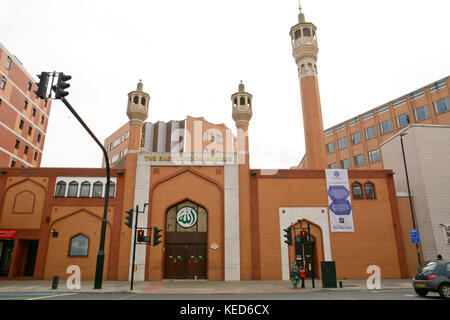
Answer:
[290,261,300,288]
[299,266,306,289]
[437,254,443,260]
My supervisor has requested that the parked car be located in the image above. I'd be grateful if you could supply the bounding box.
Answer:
[413,260,450,298]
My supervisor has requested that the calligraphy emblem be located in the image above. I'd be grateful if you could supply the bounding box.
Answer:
[176,207,198,228]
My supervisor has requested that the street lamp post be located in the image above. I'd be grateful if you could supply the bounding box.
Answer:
[399,132,422,266]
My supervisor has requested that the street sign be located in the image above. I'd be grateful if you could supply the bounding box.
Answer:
[410,229,420,244]
[0,229,16,239]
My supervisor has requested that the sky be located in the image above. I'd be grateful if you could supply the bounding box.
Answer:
[2,0,449,169]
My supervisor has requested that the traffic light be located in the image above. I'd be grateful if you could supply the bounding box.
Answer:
[124,208,134,228]
[283,227,292,246]
[300,230,308,244]
[137,229,145,243]
[54,73,71,99]
[34,72,50,99]
[153,226,162,246]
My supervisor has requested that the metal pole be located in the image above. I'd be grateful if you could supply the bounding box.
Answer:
[307,222,315,288]
[59,97,111,288]
[400,133,422,266]
[130,205,139,291]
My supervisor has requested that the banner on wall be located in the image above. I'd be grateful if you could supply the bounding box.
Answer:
[325,169,354,232]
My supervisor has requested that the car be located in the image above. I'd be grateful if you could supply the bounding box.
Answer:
[413,260,450,298]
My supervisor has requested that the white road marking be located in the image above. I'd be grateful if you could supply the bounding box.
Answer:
[26,293,79,300]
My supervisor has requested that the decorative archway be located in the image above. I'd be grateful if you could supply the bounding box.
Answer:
[163,200,208,279]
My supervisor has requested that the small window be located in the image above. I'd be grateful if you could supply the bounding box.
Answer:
[34,151,38,161]
[41,116,45,125]
[240,97,246,105]
[92,181,103,198]
[0,76,7,90]
[303,28,311,37]
[141,97,146,105]
[380,120,393,134]
[352,182,363,199]
[354,154,365,167]
[338,137,348,150]
[15,139,20,149]
[204,131,209,141]
[24,100,28,110]
[108,181,116,198]
[5,56,12,70]
[340,158,351,169]
[69,234,89,256]
[233,98,237,107]
[67,181,79,197]
[37,133,41,143]
[396,113,410,129]
[414,105,429,122]
[133,96,139,104]
[433,97,449,115]
[24,144,29,155]
[55,181,66,197]
[28,126,32,136]
[365,126,377,140]
[368,149,381,163]
[32,107,36,117]
[294,29,302,40]
[27,81,32,91]
[326,141,335,154]
[351,131,362,145]
[364,182,376,199]
[19,118,24,129]
[80,181,91,197]
[328,163,338,169]
[11,158,16,167]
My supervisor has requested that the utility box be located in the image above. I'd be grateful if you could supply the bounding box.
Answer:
[321,261,337,288]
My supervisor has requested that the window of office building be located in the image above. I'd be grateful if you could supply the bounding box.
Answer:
[24,144,29,155]
[14,139,20,149]
[32,107,36,117]
[11,158,16,167]
[37,133,41,143]
[34,151,38,161]
[27,81,32,91]
[326,141,335,154]
[380,119,393,134]
[351,131,362,145]
[396,113,410,129]
[365,126,377,140]
[328,163,338,169]
[5,56,12,70]
[0,76,6,90]
[414,105,430,122]
[338,137,348,150]
[28,126,32,136]
[354,154,365,167]
[340,158,351,169]
[433,97,449,115]
[24,100,28,110]
[368,149,380,163]
[19,118,24,129]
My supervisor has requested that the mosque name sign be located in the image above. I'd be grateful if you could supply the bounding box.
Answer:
[143,153,235,165]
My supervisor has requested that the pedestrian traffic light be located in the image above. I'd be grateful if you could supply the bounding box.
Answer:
[124,208,133,228]
[54,73,71,99]
[137,229,145,243]
[34,72,50,99]
[153,226,162,246]
[300,230,308,244]
[283,227,292,246]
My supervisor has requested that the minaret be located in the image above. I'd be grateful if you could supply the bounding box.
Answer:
[231,81,253,280]
[118,80,150,280]
[290,4,327,169]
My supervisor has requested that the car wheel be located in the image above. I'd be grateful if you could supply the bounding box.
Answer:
[414,288,428,297]
[438,283,450,299]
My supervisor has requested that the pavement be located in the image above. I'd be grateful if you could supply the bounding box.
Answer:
[0,278,413,294]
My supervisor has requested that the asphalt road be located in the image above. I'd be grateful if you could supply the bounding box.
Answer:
[0,288,445,300]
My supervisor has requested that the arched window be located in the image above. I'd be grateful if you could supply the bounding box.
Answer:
[364,182,376,199]
[303,28,311,37]
[240,97,246,105]
[141,97,146,106]
[55,181,66,197]
[108,181,116,198]
[233,98,237,107]
[166,200,207,233]
[352,182,363,199]
[69,234,89,256]
[67,181,78,197]
[92,181,103,198]
[133,96,139,104]
[80,181,91,197]
[247,98,251,107]
[294,29,302,40]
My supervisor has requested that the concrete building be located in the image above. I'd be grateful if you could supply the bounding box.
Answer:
[296,76,450,170]
[0,43,52,168]
[0,7,419,281]
[381,124,450,271]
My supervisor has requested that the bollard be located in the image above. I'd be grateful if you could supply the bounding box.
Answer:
[339,280,343,288]
[51,276,59,289]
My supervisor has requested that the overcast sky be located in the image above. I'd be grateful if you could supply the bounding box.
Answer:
[2,0,449,169]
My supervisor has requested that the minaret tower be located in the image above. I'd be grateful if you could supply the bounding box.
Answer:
[118,80,150,280]
[290,3,327,169]
[231,81,253,280]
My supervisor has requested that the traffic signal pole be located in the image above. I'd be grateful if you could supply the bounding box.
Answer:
[58,96,111,289]
[130,205,139,291]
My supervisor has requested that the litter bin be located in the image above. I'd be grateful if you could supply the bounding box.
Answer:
[321,261,337,288]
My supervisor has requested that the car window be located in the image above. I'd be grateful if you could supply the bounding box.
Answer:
[421,261,437,273]
[446,263,450,273]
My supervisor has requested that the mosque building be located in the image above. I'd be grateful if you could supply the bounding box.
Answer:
[0,6,419,281]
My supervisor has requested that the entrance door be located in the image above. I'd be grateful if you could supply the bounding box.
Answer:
[23,240,39,277]
[0,240,14,277]
[164,243,207,279]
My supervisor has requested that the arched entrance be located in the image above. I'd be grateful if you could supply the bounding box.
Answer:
[163,200,207,279]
